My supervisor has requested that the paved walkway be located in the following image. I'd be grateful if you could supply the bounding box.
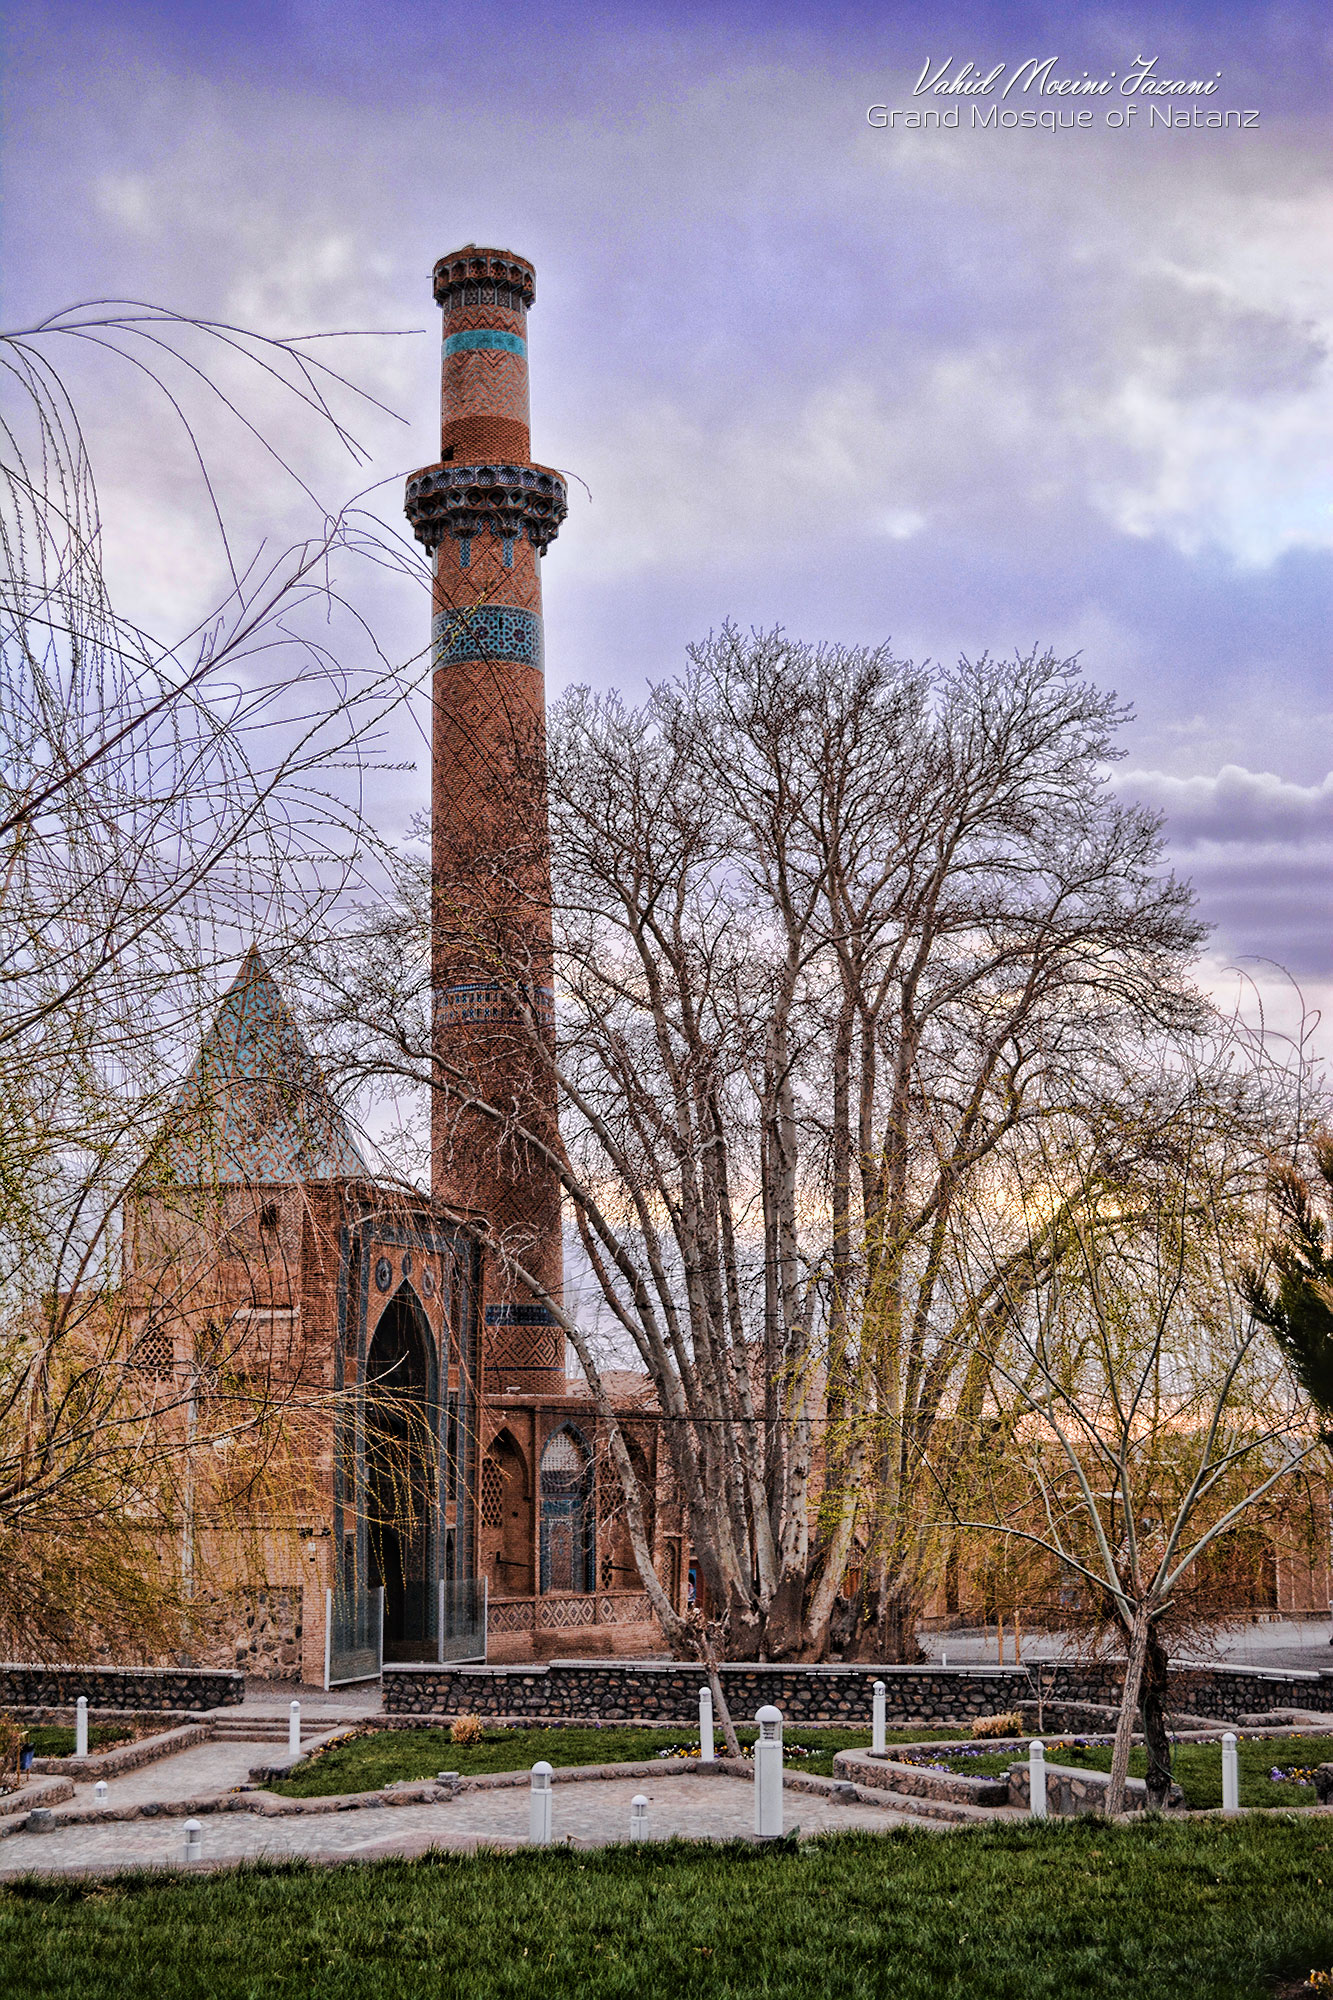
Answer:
[230,1682,382,1720]
[65,1739,290,1810]
[921,1618,1333,1673]
[0,1773,927,1876]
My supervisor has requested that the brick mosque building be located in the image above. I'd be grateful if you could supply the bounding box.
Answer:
[127,246,1327,1682]
[128,248,682,1683]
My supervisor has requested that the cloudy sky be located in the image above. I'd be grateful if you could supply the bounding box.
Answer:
[4,0,1330,1041]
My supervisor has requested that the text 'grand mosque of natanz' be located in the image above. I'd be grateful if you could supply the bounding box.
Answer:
[128,249,684,1683]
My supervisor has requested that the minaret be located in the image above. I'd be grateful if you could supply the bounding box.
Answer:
[404,246,567,1394]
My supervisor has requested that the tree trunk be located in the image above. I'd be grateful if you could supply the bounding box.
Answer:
[1106,1608,1150,1814]
[1141,1619,1173,1810]
[846,1580,923,1663]
[758,1569,807,1661]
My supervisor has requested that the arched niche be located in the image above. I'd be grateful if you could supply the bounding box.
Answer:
[598,1433,653,1590]
[539,1424,594,1595]
[364,1286,438,1652]
[480,1429,533,1596]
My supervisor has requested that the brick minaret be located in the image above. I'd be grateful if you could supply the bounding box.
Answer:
[405,246,567,1395]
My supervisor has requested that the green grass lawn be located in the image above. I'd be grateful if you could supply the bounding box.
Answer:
[2,1818,1332,1998]
[271,1724,969,1796]
[917,1734,1333,1809]
[23,1723,137,1758]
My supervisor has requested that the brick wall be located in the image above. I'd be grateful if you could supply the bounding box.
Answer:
[383,1657,1333,1725]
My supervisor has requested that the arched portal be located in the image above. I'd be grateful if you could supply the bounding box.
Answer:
[539,1425,593,1594]
[365,1289,436,1655]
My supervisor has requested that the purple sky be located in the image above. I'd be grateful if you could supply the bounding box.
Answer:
[4,0,1330,1040]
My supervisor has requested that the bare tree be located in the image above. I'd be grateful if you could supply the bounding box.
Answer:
[314,625,1207,1662]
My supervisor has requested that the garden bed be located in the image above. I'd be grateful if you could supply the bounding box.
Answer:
[894,1733,1333,1810]
[23,1722,141,1761]
[268,1724,972,1797]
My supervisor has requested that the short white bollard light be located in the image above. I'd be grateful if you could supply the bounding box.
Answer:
[630,1794,649,1841]
[289,1699,301,1758]
[529,1760,553,1845]
[93,1780,109,1806]
[1222,1732,1240,1815]
[699,1683,715,1763]
[183,1818,202,1864]
[75,1696,88,1760]
[872,1680,886,1756]
[754,1705,784,1838]
[1028,1740,1047,1819]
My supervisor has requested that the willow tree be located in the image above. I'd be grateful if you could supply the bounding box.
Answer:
[944,1056,1321,1811]
[0,303,418,1656]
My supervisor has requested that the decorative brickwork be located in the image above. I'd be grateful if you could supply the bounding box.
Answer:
[438,982,554,1029]
[487,1328,563,1374]
[440,413,531,467]
[480,1453,505,1528]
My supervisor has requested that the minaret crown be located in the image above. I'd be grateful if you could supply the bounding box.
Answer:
[433,247,536,311]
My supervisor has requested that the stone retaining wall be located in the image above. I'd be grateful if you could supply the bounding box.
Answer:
[30,1724,209,1780]
[0,1779,73,1819]
[1007,1760,1171,1816]
[0,1666,243,1713]
[383,1657,1333,1726]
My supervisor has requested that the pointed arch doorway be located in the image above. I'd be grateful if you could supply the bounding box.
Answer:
[365,1288,437,1659]
[540,1425,594,1594]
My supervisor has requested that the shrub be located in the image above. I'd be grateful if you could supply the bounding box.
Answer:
[972,1711,1025,1739]
[449,1714,484,1746]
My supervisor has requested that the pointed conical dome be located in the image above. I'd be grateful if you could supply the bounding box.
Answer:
[155,946,371,1185]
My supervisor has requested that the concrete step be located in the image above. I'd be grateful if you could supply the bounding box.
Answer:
[209,1719,298,1742]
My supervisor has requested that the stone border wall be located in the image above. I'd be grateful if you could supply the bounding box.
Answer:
[1007,1760,1165,1816]
[30,1724,210,1780]
[383,1657,1333,1725]
[0,1666,243,1712]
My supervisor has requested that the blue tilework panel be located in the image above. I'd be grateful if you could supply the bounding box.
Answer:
[153,946,370,1185]
[432,605,543,669]
[443,329,526,357]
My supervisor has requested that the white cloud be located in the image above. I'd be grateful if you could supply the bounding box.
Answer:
[1122,765,1333,847]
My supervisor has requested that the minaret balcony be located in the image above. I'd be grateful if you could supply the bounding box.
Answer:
[405,461,567,553]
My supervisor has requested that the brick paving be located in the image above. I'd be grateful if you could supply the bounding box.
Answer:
[64,1739,291,1809]
[230,1682,382,1720]
[0,1771,931,1877]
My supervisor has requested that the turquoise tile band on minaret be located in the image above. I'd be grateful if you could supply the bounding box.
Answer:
[443,329,526,356]
[431,604,542,668]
